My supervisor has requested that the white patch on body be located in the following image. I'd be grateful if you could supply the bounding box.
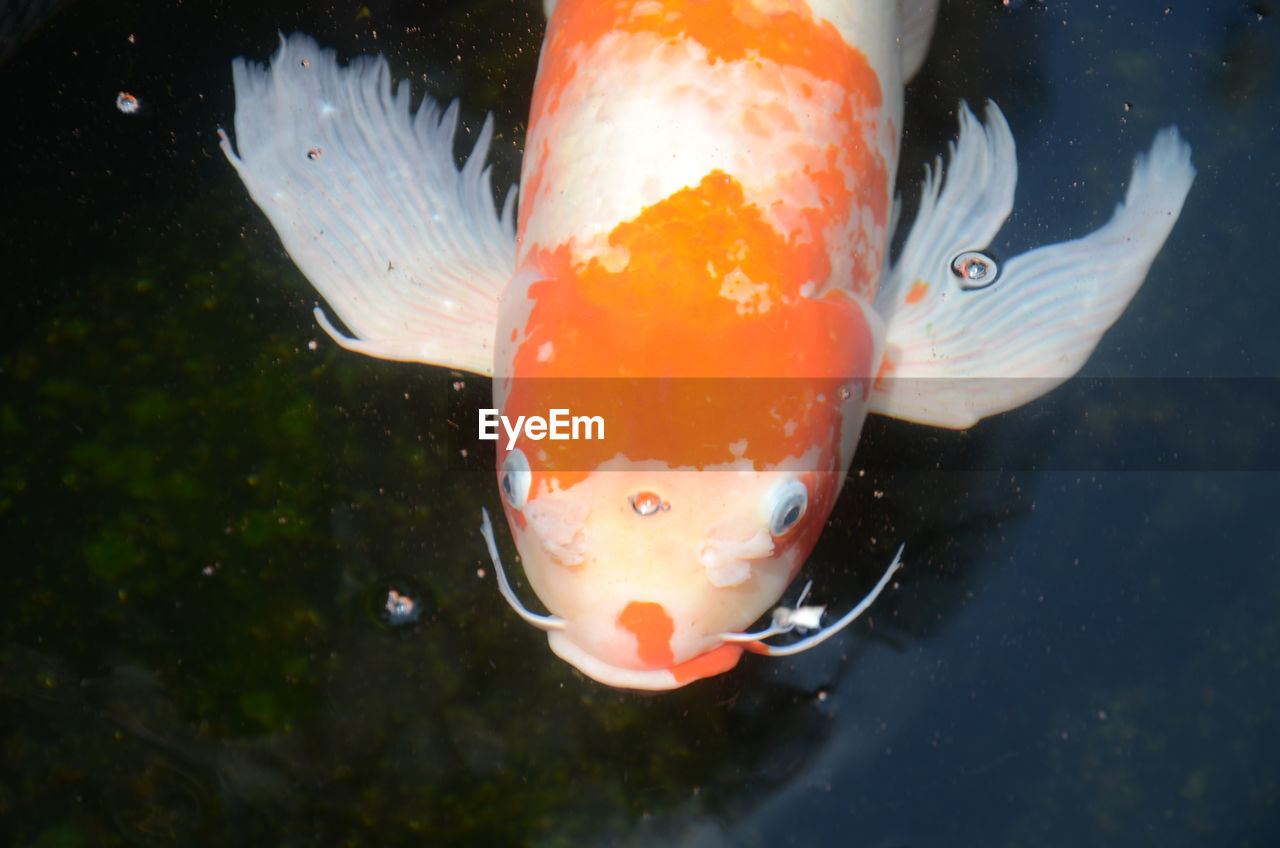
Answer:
[520,30,886,280]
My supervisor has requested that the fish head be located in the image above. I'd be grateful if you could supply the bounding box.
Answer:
[497,454,848,690]
[491,364,876,689]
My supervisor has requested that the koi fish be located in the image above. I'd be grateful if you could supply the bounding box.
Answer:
[218,0,1194,689]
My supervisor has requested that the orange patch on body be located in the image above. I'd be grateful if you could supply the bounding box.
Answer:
[519,0,890,297]
[618,600,676,667]
[516,172,870,379]
[582,170,825,319]
[504,172,875,473]
[533,0,879,124]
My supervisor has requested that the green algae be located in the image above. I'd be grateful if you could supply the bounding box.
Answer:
[0,123,786,848]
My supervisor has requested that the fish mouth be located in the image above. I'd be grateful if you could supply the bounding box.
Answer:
[546,630,744,691]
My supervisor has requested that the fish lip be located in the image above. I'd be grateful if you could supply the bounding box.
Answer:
[546,630,678,690]
[546,630,741,691]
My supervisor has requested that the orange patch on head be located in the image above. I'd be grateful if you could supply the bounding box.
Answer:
[618,601,676,667]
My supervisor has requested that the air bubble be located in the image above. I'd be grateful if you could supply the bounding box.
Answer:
[950,251,998,290]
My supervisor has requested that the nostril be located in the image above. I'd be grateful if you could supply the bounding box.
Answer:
[699,529,773,588]
[698,542,721,568]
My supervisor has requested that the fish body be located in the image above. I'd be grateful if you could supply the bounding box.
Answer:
[491,0,906,688]
[219,1,1195,689]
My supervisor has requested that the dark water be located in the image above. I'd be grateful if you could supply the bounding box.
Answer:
[2,1,1277,846]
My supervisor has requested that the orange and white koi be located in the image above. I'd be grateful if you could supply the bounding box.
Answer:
[219,0,1194,689]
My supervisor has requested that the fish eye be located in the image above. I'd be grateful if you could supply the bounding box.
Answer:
[765,478,808,536]
[499,448,531,510]
[950,250,998,290]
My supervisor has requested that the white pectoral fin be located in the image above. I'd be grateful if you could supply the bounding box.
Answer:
[871,101,1195,428]
[217,33,515,376]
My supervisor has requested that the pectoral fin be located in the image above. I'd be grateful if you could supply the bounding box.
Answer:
[872,101,1195,428]
[218,33,515,376]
